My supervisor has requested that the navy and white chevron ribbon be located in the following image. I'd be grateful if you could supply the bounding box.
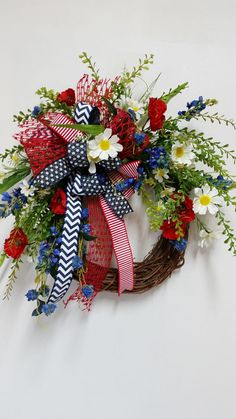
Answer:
[74,102,93,124]
[74,102,100,125]
[48,174,83,303]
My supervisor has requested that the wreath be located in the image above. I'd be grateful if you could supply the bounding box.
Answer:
[0,53,235,317]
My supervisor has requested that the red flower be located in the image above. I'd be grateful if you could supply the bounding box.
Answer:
[160,195,195,239]
[50,188,67,214]
[57,88,76,106]
[160,220,186,240]
[4,228,28,259]
[148,98,167,131]
[179,196,195,223]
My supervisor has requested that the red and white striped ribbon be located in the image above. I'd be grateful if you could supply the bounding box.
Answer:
[101,161,140,294]
[99,195,134,294]
[49,113,83,142]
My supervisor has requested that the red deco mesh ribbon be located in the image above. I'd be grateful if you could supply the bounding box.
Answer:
[14,115,68,176]
[84,197,113,291]
[76,74,119,124]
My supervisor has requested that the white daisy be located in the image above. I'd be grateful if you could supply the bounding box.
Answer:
[119,96,144,119]
[88,128,123,161]
[127,99,144,118]
[171,141,194,166]
[20,179,36,197]
[198,229,221,248]
[154,168,169,183]
[193,185,223,215]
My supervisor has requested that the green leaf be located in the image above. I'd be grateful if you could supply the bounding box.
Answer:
[0,167,30,194]
[0,253,6,267]
[51,123,105,136]
[101,97,117,116]
[139,74,161,102]
[161,82,189,103]
[83,233,97,241]
[137,112,149,128]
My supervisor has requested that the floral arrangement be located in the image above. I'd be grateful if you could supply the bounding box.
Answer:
[0,53,235,317]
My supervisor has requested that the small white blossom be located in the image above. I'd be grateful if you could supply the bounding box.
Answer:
[161,187,175,197]
[198,230,221,248]
[154,168,169,183]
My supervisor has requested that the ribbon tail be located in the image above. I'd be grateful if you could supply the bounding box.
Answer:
[47,175,82,303]
[99,196,134,294]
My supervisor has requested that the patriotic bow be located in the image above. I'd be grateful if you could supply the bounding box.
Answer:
[31,110,139,303]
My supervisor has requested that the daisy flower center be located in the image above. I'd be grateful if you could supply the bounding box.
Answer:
[175,146,185,158]
[99,139,110,151]
[133,106,140,112]
[199,195,211,206]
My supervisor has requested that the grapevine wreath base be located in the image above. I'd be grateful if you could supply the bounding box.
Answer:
[0,52,235,317]
[76,236,185,294]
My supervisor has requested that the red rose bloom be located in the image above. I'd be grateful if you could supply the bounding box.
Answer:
[148,98,167,131]
[50,188,67,215]
[57,88,76,106]
[4,228,28,259]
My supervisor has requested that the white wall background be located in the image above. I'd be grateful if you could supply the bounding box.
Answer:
[0,1,236,418]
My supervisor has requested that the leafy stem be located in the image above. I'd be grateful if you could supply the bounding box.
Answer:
[79,52,100,81]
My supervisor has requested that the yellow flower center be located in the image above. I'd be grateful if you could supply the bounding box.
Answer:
[200,195,211,206]
[133,106,139,112]
[158,169,165,177]
[99,139,110,151]
[175,146,185,158]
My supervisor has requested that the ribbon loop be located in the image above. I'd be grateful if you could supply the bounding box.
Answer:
[68,141,89,168]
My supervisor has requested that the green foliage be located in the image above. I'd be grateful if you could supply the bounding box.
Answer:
[16,191,55,243]
[79,52,100,81]
[35,87,74,117]
[52,123,105,136]
[13,86,75,124]
[170,166,209,195]
[188,130,236,177]
[139,75,161,103]
[0,145,25,162]
[0,166,30,194]
[197,112,236,129]
[13,110,32,124]
[112,54,154,100]
[3,258,23,300]
[121,54,154,85]
[36,86,58,102]
[216,210,236,254]
[161,82,189,103]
